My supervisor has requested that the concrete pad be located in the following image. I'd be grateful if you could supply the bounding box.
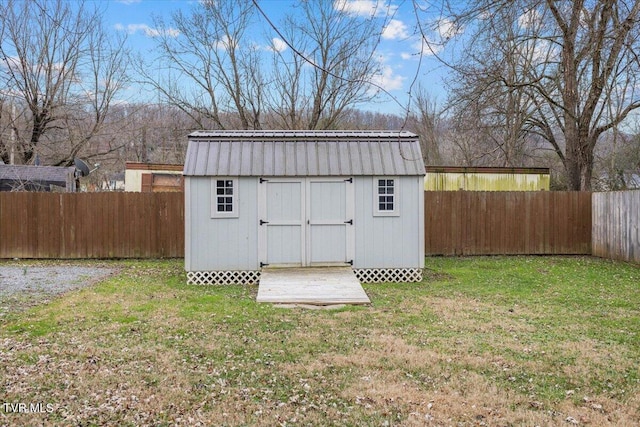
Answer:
[257,267,370,305]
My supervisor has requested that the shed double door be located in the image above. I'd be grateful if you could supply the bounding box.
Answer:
[258,178,354,267]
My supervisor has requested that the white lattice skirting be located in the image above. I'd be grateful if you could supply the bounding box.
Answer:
[187,270,261,285]
[354,268,423,283]
[188,268,422,285]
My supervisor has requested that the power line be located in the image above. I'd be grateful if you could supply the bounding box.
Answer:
[250,0,409,116]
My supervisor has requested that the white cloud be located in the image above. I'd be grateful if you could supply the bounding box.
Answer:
[518,38,559,66]
[518,9,541,29]
[371,64,404,91]
[114,23,179,38]
[1,56,76,80]
[370,54,404,92]
[414,36,442,56]
[0,55,21,70]
[435,18,459,40]
[333,0,396,18]
[213,35,237,50]
[399,18,461,59]
[271,38,288,53]
[398,35,443,61]
[382,19,408,40]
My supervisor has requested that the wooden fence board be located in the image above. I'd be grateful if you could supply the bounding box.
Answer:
[0,192,184,259]
[592,190,640,263]
[2,190,631,261]
[424,191,592,256]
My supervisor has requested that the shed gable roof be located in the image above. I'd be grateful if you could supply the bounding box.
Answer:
[184,131,425,176]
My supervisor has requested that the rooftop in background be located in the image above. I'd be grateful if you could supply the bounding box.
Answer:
[125,162,184,172]
[425,166,550,175]
[184,130,425,177]
[0,164,76,192]
[424,166,550,191]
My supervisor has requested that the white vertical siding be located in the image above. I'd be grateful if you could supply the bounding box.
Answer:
[186,175,424,271]
[185,177,259,271]
[185,182,192,270]
[353,176,423,268]
[418,187,425,266]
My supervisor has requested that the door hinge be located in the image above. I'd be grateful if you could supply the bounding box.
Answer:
[260,262,269,268]
[260,219,269,225]
[344,219,353,225]
[344,177,353,183]
[259,178,269,183]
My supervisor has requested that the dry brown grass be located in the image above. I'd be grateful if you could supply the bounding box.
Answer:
[1,257,639,426]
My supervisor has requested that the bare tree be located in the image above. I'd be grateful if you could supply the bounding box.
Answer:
[0,0,128,166]
[435,0,640,190]
[265,0,384,129]
[594,126,640,190]
[266,24,309,129]
[0,96,20,164]
[139,0,263,130]
[142,0,387,131]
[445,6,540,168]
[406,87,443,166]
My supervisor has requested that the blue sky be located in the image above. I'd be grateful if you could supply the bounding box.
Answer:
[104,0,452,115]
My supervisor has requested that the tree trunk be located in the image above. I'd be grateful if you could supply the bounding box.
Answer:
[565,125,597,191]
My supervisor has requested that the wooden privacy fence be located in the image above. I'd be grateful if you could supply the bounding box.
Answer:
[0,192,184,258]
[424,191,592,255]
[0,190,604,259]
[592,190,640,263]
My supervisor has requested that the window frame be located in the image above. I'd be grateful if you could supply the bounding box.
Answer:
[211,177,239,218]
[373,176,399,217]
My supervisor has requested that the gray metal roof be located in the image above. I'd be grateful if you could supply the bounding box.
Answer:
[0,164,75,188]
[184,130,425,176]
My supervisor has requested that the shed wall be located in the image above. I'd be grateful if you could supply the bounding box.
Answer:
[354,176,424,268]
[185,177,259,271]
[186,175,424,272]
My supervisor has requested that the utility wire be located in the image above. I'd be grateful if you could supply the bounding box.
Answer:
[250,0,409,116]
[250,0,430,162]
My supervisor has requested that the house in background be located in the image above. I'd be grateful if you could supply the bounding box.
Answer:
[183,130,426,285]
[124,162,184,192]
[424,166,550,191]
[101,172,125,191]
[0,164,76,192]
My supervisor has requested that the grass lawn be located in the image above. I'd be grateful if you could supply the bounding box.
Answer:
[1,256,638,426]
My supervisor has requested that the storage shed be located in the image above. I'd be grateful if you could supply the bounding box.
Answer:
[183,130,426,285]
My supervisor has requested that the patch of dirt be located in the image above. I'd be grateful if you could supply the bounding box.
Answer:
[422,267,455,282]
